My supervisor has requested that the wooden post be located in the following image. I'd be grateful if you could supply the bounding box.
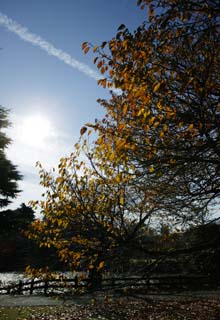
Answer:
[75,275,78,289]
[88,269,102,291]
[30,279,34,295]
[18,280,23,294]
[44,280,48,295]
[146,277,150,290]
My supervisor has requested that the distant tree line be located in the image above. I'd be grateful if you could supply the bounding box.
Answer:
[0,203,64,272]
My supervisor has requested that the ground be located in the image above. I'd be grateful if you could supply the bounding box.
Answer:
[1,292,220,319]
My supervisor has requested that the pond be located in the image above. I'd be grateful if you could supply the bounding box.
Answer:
[0,271,83,285]
[0,272,27,286]
[0,272,79,295]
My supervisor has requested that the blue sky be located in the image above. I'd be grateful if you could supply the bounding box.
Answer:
[0,0,146,212]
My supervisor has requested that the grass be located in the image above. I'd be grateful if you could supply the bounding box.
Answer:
[0,307,31,320]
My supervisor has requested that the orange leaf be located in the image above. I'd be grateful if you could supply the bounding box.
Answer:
[97,60,103,69]
[101,67,106,74]
[84,47,90,54]
[80,127,87,135]
[82,42,88,50]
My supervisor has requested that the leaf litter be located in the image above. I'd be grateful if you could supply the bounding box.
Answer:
[12,297,220,320]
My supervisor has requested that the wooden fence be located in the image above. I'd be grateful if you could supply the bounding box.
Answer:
[0,274,216,295]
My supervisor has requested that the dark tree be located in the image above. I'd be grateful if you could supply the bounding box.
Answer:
[0,107,22,208]
[0,203,35,235]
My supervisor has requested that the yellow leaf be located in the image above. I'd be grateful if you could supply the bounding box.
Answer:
[143,110,151,119]
[122,39,128,50]
[123,105,128,116]
[109,153,115,161]
[116,139,126,149]
[144,125,150,132]
[153,82,161,93]
[157,101,162,110]
[56,177,64,184]
[115,174,122,183]
[149,166,155,173]
[74,252,81,260]
[153,121,160,128]
[119,197,124,205]
[137,108,144,117]
[58,220,63,226]
[149,116,156,125]
[98,261,105,270]
[93,45,99,52]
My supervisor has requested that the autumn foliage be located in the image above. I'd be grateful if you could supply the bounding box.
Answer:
[85,0,220,215]
[26,0,220,281]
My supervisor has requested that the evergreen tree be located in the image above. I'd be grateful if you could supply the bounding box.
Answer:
[0,107,22,208]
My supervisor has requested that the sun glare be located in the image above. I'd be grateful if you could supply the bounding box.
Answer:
[21,114,52,147]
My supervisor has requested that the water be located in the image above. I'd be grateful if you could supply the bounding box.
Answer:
[0,272,27,286]
[0,272,77,295]
[0,271,80,286]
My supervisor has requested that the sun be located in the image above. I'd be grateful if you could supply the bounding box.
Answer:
[21,114,52,147]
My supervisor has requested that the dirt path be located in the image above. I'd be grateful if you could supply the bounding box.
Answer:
[0,295,63,307]
[0,293,104,307]
[1,290,220,307]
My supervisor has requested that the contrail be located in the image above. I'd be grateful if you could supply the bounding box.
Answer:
[0,12,100,80]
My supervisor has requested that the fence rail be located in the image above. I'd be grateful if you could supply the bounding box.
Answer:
[0,274,216,295]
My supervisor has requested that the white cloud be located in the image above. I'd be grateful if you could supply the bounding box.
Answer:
[0,12,100,80]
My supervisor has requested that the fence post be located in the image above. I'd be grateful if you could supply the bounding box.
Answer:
[88,269,102,291]
[75,275,78,289]
[30,279,34,295]
[145,277,149,291]
[44,280,48,295]
[18,280,23,294]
